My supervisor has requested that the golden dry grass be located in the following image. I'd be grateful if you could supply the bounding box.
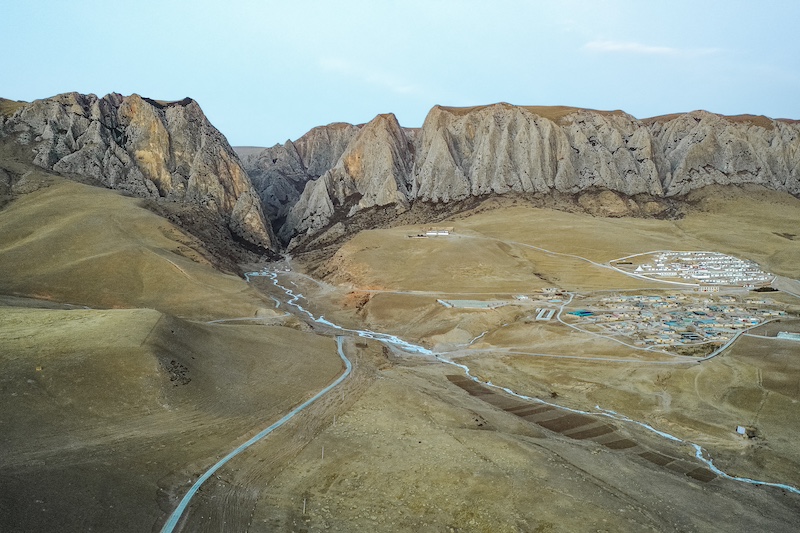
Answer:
[0,97,26,116]
[0,176,271,319]
[436,103,626,122]
[324,195,800,296]
[0,304,343,532]
[0,172,347,532]
[4,166,800,531]
[459,331,800,486]
[300,187,800,494]
[312,186,800,361]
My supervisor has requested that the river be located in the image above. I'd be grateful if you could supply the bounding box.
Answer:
[256,268,800,497]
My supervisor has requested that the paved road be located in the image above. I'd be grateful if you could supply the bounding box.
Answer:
[160,336,352,533]
[772,275,800,298]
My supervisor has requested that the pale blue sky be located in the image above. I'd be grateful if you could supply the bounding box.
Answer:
[2,1,799,146]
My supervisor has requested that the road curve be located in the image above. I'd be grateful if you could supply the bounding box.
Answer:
[160,336,352,533]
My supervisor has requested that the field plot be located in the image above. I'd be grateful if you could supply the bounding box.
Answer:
[223,360,800,533]
[454,331,800,488]
[228,258,800,532]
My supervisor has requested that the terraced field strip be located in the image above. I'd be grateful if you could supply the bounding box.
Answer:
[445,374,718,484]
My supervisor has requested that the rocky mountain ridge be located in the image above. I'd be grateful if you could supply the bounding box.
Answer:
[235,122,361,230]
[0,92,275,252]
[3,94,798,257]
[240,103,800,247]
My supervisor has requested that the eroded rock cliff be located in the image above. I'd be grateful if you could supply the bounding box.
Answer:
[646,111,800,196]
[258,103,799,245]
[236,123,360,230]
[0,92,275,251]
[412,104,664,202]
[283,113,413,240]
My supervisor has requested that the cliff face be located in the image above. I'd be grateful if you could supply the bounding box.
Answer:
[259,103,800,244]
[283,113,413,240]
[236,123,360,229]
[412,104,663,202]
[646,111,800,196]
[294,123,362,179]
[0,92,275,251]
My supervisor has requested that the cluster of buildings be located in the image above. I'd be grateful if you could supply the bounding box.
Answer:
[628,252,772,287]
[409,226,454,238]
[568,293,786,347]
[437,299,507,309]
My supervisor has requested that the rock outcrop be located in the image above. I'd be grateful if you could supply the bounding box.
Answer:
[412,104,664,202]
[0,92,275,251]
[646,111,800,196]
[283,113,413,240]
[236,123,359,229]
[294,123,362,179]
[256,103,799,245]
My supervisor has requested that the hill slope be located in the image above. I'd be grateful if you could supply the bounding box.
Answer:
[0,92,275,252]
[0,172,342,532]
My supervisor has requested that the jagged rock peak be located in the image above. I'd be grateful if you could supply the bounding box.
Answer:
[273,103,800,246]
[0,92,275,251]
[412,103,663,203]
[236,122,361,230]
[645,110,800,196]
[282,112,413,242]
[294,122,362,179]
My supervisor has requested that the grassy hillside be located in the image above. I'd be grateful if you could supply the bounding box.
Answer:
[0,172,344,532]
[0,174,270,319]
[321,185,800,294]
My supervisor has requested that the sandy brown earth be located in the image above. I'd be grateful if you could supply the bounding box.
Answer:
[0,177,272,319]
[166,324,800,532]
[0,175,343,532]
[3,176,800,532]
[254,362,800,532]
[215,187,800,532]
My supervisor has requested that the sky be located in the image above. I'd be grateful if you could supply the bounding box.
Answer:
[2,1,799,147]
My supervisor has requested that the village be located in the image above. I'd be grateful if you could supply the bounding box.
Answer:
[420,240,793,351]
[614,251,774,287]
[564,292,787,348]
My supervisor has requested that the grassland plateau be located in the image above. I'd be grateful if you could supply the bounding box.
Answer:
[2,98,800,531]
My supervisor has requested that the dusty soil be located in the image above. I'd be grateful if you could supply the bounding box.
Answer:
[206,188,800,532]
[0,306,344,533]
[172,337,800,532]
[0,175,344,532]
[3,175,800,532]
